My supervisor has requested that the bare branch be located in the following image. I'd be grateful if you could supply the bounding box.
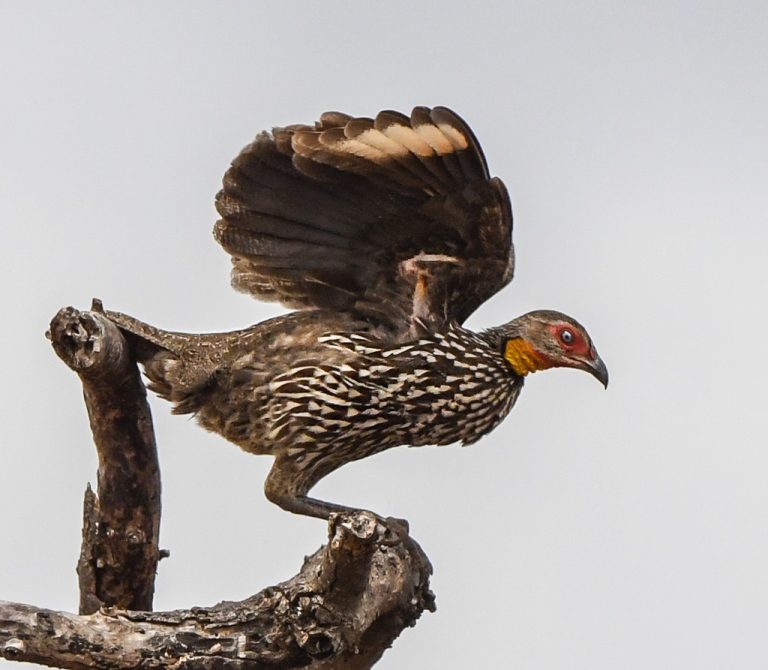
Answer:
[0,512,434,669]
[48,303,162,613]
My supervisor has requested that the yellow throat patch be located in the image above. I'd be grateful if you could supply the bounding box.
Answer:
[503,338,551,376]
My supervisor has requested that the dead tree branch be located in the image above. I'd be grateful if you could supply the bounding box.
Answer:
[0,512,434,669]
[48,302,162,614]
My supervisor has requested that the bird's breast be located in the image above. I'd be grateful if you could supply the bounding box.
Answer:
[265,326,522,455]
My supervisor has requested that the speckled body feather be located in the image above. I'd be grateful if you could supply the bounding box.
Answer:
[111,309,523,497]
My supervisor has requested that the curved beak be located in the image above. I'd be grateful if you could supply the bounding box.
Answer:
[588,354,609,389]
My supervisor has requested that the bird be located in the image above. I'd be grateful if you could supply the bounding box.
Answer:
[106,106,608,522]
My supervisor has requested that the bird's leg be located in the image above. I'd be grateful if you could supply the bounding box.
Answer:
[265,488,359,520]
[264,456,363,519]
[401,253,460,327]
[264,458,409,540]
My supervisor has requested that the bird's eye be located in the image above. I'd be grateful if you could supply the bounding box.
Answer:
[560,329,574,345]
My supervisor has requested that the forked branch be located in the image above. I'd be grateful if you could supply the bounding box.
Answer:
[0,511,434,669]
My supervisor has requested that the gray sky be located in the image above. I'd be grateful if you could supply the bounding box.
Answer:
[2,2,767,668]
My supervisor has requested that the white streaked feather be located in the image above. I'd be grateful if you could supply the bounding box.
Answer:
[335,138,389,161]
[414,123,455,155]
[354,128,410,157]
[381,124,434,157]
[437,123,469,150]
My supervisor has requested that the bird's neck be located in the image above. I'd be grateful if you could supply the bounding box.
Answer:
[502,338,554,376]
[481,324,554,377]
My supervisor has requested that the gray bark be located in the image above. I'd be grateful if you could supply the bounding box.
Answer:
[0,512,434,669]
[48,302,163,614]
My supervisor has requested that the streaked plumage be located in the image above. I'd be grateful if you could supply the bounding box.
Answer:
[108,107,607,520]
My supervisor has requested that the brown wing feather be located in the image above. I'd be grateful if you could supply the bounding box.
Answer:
[214,106,514,333]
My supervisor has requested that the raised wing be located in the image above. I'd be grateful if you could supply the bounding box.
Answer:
[214,106,514,333]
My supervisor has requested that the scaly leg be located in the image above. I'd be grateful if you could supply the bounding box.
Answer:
[264,457,409,538]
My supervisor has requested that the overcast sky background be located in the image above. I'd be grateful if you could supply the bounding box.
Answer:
[2,2,767,668]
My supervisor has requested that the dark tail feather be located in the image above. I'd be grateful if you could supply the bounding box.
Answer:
[104,310,215,410]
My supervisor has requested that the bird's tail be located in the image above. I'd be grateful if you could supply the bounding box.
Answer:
[105,310,181,358]
[104,309,215,412]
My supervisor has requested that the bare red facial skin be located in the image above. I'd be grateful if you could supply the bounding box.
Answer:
[548,323,591,357]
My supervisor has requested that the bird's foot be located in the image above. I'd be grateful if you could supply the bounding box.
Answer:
[380,515,410,546]
[328,511,410,547]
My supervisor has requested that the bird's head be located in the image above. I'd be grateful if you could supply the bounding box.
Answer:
[494,310,608,388]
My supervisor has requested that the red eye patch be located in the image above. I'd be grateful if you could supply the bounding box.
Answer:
[549,324,590,356]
